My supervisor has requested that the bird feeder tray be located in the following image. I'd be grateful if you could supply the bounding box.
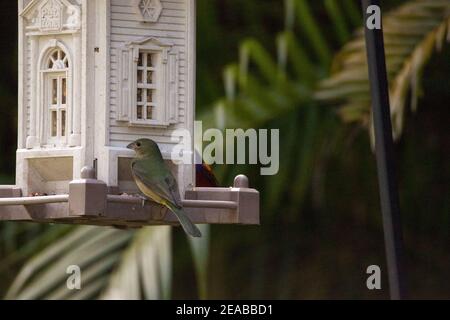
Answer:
[3,0,261,228]
[0,174,259,228]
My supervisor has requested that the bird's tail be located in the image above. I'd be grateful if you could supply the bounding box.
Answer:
[166,203,202,238]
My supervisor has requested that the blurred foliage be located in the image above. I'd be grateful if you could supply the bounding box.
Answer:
[195,0,450,299]
[196,0,284,112]
[317,0,450,140]
[0,0,449,299]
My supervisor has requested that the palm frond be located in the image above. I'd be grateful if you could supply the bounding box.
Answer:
[316,0,450,139]
[199,0,358,221]
[188,225,210,299]
[5,227,133,300]
[101,227,172,300]
[200,0,363,131]
[5,223,210,300]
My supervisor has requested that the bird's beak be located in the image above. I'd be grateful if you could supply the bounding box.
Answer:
[126,142,135,150]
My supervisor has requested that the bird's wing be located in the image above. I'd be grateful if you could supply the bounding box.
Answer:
[196,163,219,187]
[131,160,183,208]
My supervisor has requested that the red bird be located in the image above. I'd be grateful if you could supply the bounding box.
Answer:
[196,162,219,188]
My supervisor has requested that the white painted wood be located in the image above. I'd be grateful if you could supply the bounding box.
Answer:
[116,36,179,127]
[185,0,196,192]
[106,0,194,195]
[26,36,38,149]
[69,32,82,147]
[93,0,112,185]
[16,0,196,197]
[80,0,95,172]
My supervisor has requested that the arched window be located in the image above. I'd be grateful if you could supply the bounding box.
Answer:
[42,48,70,146]
[47,49,69,70]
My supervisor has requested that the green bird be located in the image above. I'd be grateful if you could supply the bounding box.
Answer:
[127,138,202,238]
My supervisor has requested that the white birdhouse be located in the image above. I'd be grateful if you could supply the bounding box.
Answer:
[0,0,259,228]
[16,0,196,197]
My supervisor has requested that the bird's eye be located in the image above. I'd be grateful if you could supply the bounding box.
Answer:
[136,142,141,147]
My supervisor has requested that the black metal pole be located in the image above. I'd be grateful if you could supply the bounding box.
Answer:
[361,0,406,300]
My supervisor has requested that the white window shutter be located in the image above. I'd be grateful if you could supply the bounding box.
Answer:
[166,50,179,124]
[117,47,130,122]
[116,38,180,127]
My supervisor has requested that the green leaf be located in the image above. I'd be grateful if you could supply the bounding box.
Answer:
[317,0,450,139]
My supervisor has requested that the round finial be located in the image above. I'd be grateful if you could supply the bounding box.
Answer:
[234,175,249,188]
[81,166,96,179]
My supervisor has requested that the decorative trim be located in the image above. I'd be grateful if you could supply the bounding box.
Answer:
[40,0,64,32]
[21,0,81,34]
[117,37,180,128]
[186,0,196,187]
[135,0,163,23]
[36,40,73,147]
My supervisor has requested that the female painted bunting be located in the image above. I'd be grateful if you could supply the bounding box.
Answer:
[127,138,202,238]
